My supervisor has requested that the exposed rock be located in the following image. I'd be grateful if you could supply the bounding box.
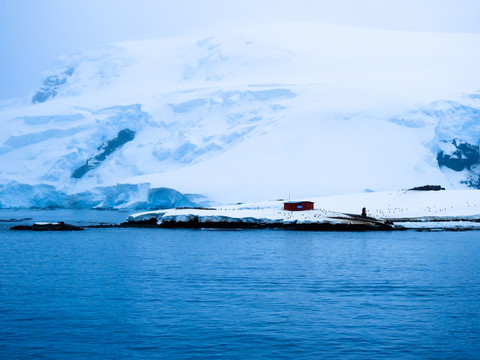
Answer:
[115,218,160,228]
[72,128,135,179]
[409,185,445,191]
[437,139,479,172]
[32,67,75,104]
[10,221,84,231]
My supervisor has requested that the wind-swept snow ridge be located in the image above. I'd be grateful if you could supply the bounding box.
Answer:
[2,23,480,206]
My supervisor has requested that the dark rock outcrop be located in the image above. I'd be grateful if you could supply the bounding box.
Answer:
[72,128,135,179]
[32,67,75,104]
[409,185,445,191]
[437,139,479,172]
[10,221,84,231]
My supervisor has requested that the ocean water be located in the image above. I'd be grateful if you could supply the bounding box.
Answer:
[1,210,479,359]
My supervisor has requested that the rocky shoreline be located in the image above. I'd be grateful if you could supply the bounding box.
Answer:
[10,221,84,231]
[10,215,480,232]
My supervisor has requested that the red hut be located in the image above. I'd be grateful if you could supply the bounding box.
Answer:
[283,201,314,211]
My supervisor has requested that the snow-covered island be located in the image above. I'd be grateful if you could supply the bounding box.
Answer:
[126,188,480,231]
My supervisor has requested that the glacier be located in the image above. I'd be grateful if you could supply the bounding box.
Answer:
[0,181,209,210]
[1,23,480,208]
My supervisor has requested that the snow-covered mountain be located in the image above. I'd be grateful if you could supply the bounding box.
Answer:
[1,23,480,208]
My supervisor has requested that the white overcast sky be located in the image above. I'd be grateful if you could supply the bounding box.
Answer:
[1,0,480,100]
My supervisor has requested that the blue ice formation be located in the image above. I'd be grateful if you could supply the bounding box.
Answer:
[0,182,210,209]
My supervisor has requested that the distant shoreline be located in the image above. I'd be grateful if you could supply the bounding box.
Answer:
[10,215,480,232]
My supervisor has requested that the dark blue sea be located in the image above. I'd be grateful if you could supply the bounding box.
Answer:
[1,210,479,359]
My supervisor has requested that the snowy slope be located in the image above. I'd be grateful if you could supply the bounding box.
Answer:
[128,189,480,230]
[1,23,480,207]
